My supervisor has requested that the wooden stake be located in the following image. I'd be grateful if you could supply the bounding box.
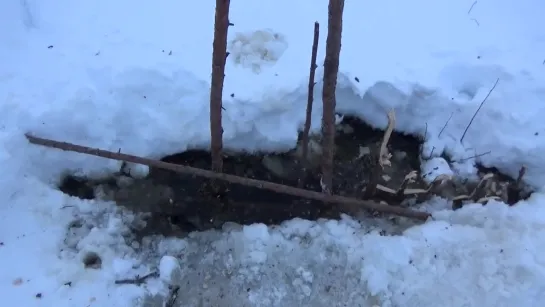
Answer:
[321,0,344,194]
[209,0,231,173]
[301,22,320,163]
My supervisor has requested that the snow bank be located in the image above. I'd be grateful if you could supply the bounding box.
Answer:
[143,200,545,306]
[4,0,545,186]
[2,0,545,306]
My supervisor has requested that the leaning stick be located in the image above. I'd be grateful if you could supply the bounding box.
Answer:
[25,133,431,220]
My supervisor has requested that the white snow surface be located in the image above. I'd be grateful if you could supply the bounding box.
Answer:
[2,0,545,306]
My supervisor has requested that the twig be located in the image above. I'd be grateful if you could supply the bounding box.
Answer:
[455,150,491,163]
[516,165,526,185]
[25,134,430,220]
[301,22,320,163]
[429,146,436,158]
[165,285,180,307]
[460,78,499,143]
[321,0,344,194]
[468,1,477,14]
[114,271,158,285]
[438,112,454,138]
[468,173,494,200]
[364,110,395,198]
[379,110,395,168]
[395,171,418,198]
[418,123,428,157]
[209,0,231,173]
[423,122,428,141]
[419,122,428,158]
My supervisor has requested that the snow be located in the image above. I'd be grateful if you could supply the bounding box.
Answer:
[121,162,150,179]
[422,157,454,183]
[2,0,545,306]
[158,256,181,283]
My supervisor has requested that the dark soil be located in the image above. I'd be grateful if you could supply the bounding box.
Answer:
[58,115,531,238]
[59,116,427,236]
[147,116,426,233]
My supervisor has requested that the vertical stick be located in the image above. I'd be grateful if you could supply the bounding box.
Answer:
[321,0,344,194]
[210,0,231,173]
[301,22,320,163]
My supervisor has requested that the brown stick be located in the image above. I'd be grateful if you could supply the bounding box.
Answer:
[209,0,231,173]
[25,134,430,220]
[321,0,344,194]
[301,22,320,163]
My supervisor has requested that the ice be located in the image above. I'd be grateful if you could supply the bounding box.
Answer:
[2,0,545,306]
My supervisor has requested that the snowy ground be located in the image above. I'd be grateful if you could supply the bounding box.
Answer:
[2,0,545,306]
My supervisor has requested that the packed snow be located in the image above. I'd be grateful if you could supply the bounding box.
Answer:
[2,0,545,306]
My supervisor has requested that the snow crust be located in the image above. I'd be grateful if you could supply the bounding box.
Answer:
[2,0,545,306]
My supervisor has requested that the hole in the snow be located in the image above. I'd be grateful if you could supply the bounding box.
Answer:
[475,164,533,205]
[68,219,83,229]
[121,115,426,234]
[83,252,102,269]
[53,114,533,238]
[59,175,95,199]
[440,152,533,205]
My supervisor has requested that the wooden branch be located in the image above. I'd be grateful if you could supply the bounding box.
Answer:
[25,134,430,220]
[364,110,395,198]
[395,171,418,198]
[379,110,395,168]
[165,285,180,307]
[114,271,158,285]
[209,0,231,173]
[321,0,344,194]
[301,22,320,163]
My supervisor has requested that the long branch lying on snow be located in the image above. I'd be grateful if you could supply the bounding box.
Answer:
[24,133,431,220]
